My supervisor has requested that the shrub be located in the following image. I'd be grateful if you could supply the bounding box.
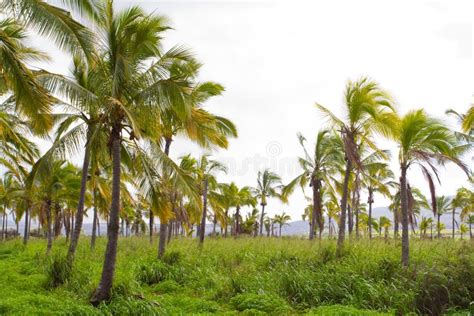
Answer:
[230,293,290,313]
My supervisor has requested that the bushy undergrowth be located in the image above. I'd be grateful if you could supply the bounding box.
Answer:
[0,237,473,315]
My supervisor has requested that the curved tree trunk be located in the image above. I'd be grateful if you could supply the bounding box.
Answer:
[67,141,91,262]
[199,178,209,244]
[90,125,121,305]
[336,159,351,257]
[400,165,409,266]
[259,204,266,236]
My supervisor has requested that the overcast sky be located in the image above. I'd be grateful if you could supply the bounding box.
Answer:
[35,0,473,221]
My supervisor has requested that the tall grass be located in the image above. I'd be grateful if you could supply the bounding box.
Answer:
[0,237,472,315]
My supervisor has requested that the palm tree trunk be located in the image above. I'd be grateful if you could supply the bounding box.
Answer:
[470,221,472,240]
[23,207,29,245]
[235,207,241,236]
[452,208,455,239]
[259,204,266,236]
[91,210,97,250]
[157,137,172,257]
[437,214,441,239]
[90,125,121,305]
[46,200,53,255]
[337,159,351,256]
[279,224,282,237]
[199,178,209,244]
[224,209,229,237]
[368,189,373,239]
[212,215,217,235]
[149,210,154,244]
[400,164,409,266]
[67,139,91,262]
[1,212,5,240]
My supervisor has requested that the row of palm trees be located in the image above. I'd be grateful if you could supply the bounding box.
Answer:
[0,0,473,306]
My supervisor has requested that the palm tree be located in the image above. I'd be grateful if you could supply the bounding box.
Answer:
[460,223,469,239]
[419,217,433,239]
[194,155,227,244]
[283,131,342,239]
[434,196,450,239]
[378,216,391,239]
[87,2,196,304]
[362,156,394,239]
[255,169,283,236]
[1,0,98,133]
[273,212,291,237]
[317,77,396,255]
[396,109,469,266]
[220,182,256,236]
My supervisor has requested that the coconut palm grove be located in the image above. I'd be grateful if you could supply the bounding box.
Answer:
[0,1,473,315]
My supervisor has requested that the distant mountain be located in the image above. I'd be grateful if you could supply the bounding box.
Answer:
[2,204,462,237]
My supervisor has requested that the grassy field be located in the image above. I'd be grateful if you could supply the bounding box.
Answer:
[0,237,473,315]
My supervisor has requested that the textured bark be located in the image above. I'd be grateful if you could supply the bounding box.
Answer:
[90,125,121,305]
[235,207,241,236]
[400,165,409,266]
[259,204,266,236]
[199,178,209,244]
[336,159,351,257]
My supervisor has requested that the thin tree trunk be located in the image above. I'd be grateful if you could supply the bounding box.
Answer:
[394,209,399,238]
[1,212,4,240]
[368,188,373,239]
[437,214,441,239]
[23,207,29,245]
[279,224,282,237]
[452,208,455,239]
[235,207,241,236]
[259,204,266,236]
[400,165,409,266]
[157,137,172,257]
[199,178,208,244]
[67,142,91,262]
[149,210,154,243]
[337,159,351,256]
[46,200,53,255]
[90,125,121,305]
[212,215,217,235]
[91,208,98,250]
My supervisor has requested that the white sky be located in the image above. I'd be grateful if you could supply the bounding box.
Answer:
[32,0,473,221]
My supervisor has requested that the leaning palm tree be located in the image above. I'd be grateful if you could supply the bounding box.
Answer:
[395,109,470,266]
[283,130,343,239]
[316,77,396,255]
[255,169,283,236]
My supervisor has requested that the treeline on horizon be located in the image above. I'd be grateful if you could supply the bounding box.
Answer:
[0,0,473,306]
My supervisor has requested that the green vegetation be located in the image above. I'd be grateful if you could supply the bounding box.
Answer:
[1,0,474,313]
[1,237,473,315]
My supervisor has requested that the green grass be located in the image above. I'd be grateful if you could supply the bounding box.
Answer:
[0,237,473,315]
